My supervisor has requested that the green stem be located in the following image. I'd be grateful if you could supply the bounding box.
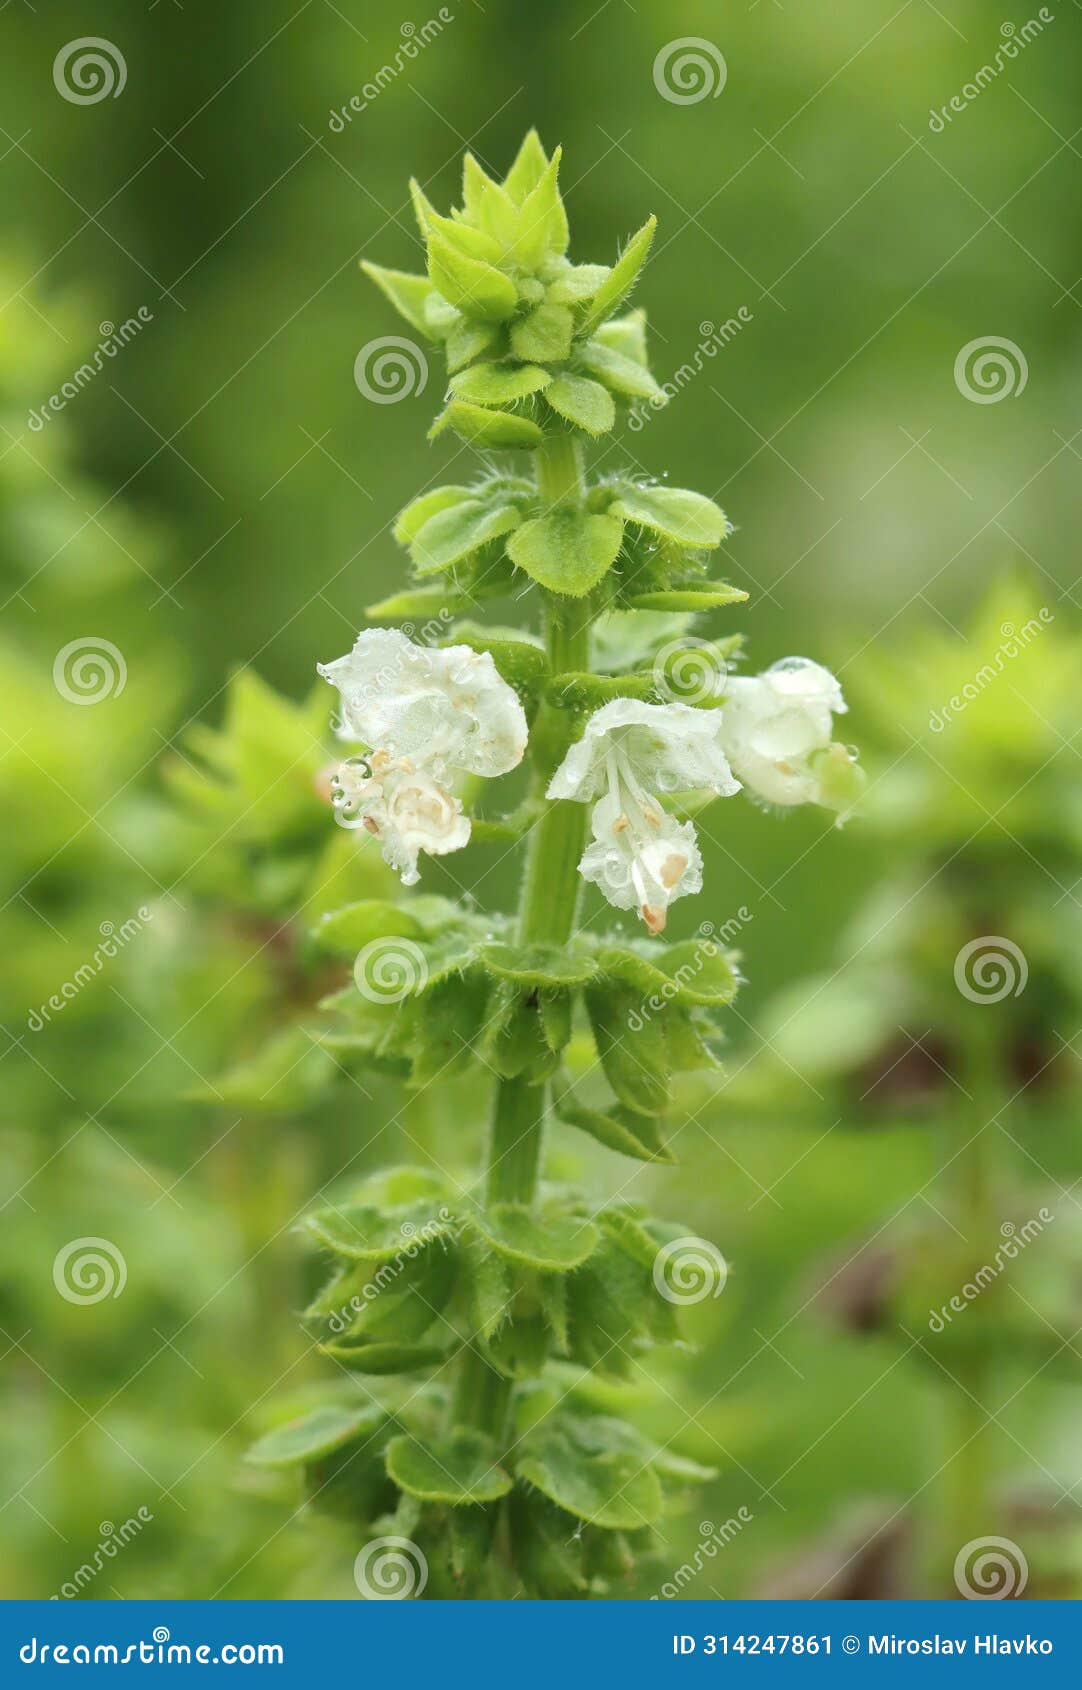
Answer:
[452,434,590,1442]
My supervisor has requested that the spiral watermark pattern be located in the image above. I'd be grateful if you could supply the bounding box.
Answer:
[653,1236,728,1305]
[653,637,728,704]
[52,637,127,705]
[954,336,1028,403]
[53,1238,127,1305]
[653,37,727,104]
[353,937,429,1004]
[354,336,429,404]
[954,1535,1029,1599]
[53,39,127,105]
[354,1535,428,1599]
[954,936,1028,1004]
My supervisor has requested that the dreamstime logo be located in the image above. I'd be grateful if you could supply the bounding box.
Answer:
[324,1209,458,1334]
[928,1209,1054,1332]
[354,1535,428,1599]
[653,637,728,704]
[653,37,727,104]
[954,336,1028,403]
[650,1509,754,1599]
[928,610,1053,732]
[628,914,749,1032]
[354,336,429,404]
[27,906,154,1032]
[52,1509,154,1600]
[328,11,455,130]
[28,311,154,432]
[354,937,429,1003]
[653,1236,728,1305]
[954,1535,1029,1599]
[954,936,1028,1003]
[53,1238,127,1305]
[928,12,1055,131]
[53,638,127,704]
[629,311,753,431]
[53,38,127,104]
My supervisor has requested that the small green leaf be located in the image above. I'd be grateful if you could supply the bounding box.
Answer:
[449,361,552,407]
[445,316,501,372]
[424,206,503,264]
[545,262,611,305]
[585,984,670,1115]
[470,1202,599,1272]
[479,942,598,987]
[546,670,657,709]
[595,308,649,365]
[610,484,730,548]
[430,401,544,450]
[393,485,474,548]
[314,898,427,954]
[577,339,663,401]
[512,150,569,265]
[539,990,573,1053]
[442,623,546,686]
[539,1275,570,1353]
[305,1199,455,1262]
[466,1243,511,1341]
[502,129,549,202]
[486,1312,551,1379]
[557,1097,674,1164]
[360,263,434,336]
[426,233,518,321]
[580,216,657,337]
[510,303,574,363]
[626,585,747,612]
[386,1430,511,1505]
[410,499,522,576]
[507,507,623,596]
[247,1402,383,1467]
[365,586,475,621]
[543,374,615,437]
[596,939,739,1006]
[516,1415,663,1529]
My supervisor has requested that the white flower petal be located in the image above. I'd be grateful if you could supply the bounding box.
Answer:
[319,629,527,778]
[579,792,702,935]
[721,658,850,809]
[547,698,739,803]
[330,754,470,885]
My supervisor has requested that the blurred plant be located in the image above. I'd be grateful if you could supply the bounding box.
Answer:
[743,578,1080,1595]
[246,133,863,1598]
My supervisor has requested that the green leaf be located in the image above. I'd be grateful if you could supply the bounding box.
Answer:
[466,1244,511,1341]
[610,484,730,548]
[595,308,649,365]
[557,1097,674,1164]
[539,990,573,1053]
[407,971,489,1085]
[507,507,623,596]
[543,374,615,437]
[246,1402,383,1467]
[476,983,552,1081]
[545,262,611,305]
[626,585,747,612]
[423,206,503,264]
[344,1247,456,1343]
[585,984,670,1115]
[596,1204,666,1270]
[449,361,552,407]
[479,942,598,987]
[516,1415,663,1529]
[596,939,739,1006]
[386,1430,511,1505]
[445,316,501,372]
[486,1313,551,1379]
[510,303,574,363]
[321,1339,450,1374]
[580,216,657,337]
[441,622,546,687]
[365,586,475,621]
[539,1274,570,1353]
[577,338,663,401]
[430,401,544,450]
[502,129,549,202]
[426,233,518,321]
[305,1199,456,1262]
[470,1202,599,1272]
[314,898,428,954]
[393,485,474,548]
[360,263,434,336]
[410,499,522,575]
[546,670,657,710]
[512,150,569,265]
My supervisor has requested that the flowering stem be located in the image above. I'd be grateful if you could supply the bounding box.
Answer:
[454,436,590,1439]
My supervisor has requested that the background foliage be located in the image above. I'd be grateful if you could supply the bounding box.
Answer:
[1,0,1078,1598]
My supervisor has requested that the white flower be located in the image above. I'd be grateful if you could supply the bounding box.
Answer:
[720,657,861,815]
[318,630,527,882]
[318,628,527,778]
[547,698,740,933]
[330,753,469,886]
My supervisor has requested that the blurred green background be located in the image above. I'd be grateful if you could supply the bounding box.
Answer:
[1,0,1079,1599]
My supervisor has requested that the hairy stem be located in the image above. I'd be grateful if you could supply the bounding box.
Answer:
[452,433,590,1442]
